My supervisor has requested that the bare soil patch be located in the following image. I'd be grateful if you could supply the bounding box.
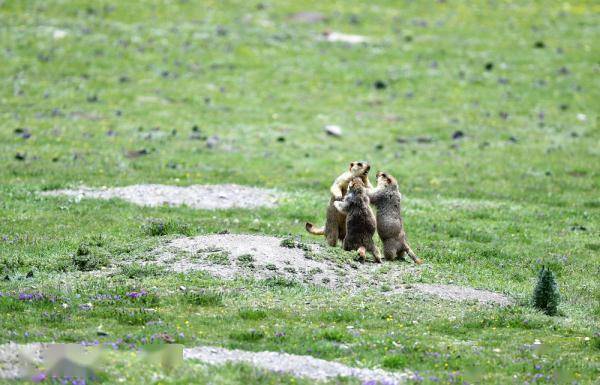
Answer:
[386,284,512,306]
[185,345,408,384]
[40,184,279,210]
[0,343,408,384]
[151,234,512,305]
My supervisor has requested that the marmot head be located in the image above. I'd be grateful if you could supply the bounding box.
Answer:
[349,161,371,176]
[348,177,366,193]
[375,171,398,187]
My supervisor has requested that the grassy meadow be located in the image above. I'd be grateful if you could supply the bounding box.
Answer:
[0,0,599,384]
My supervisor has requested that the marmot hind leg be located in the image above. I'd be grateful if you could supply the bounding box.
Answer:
[325,221,338,247]
[338,218,346,241]
[366,240,382,263]
[401,240,423,265]
[383,240,398,261]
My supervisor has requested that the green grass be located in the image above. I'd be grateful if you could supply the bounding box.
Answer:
[1,0,599,384]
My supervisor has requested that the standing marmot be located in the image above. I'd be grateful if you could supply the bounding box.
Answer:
[368,171,422,264]
[306,161,373,246]
[333,177,381,262]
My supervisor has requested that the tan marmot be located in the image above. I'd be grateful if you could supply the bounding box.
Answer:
[333,177,381,262]
[368,171,422,264]
[306,161,373,247]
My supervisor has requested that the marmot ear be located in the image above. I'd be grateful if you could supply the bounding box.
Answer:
[365,164,371,172]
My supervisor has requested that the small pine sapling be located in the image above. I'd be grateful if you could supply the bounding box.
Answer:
[533,266,560,316]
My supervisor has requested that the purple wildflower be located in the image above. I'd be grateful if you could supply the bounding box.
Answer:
[31,372,47,383]
[126,290,147,299]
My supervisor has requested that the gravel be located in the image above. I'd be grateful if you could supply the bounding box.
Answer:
[1,343,408,383]
[184,345,409,384]
[40,184,279,210]
[0,342,46,379]
[387,283,512,306]
[151,234,512,305]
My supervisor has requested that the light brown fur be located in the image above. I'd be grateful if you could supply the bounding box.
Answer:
[306,161,373,246]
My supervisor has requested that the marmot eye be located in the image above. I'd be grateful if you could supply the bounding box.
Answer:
[357,162,363,166]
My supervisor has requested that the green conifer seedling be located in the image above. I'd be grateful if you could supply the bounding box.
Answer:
[533,266,560,316]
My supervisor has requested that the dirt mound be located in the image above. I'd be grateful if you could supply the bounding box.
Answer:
[40,184,279,210]
[387,284,512,306]
[151,234,512,305]
[153,234,358,289]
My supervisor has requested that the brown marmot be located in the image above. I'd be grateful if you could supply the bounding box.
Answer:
[368,171,422,264]
[333,177,381,262]
[306,161,373,247]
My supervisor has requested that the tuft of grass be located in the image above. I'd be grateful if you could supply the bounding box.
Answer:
[72,236,110,271]
[263,277,300,288]
[319,310,360,323]
[0,296,26,313]
[230,329,265,342]
[318,329,351,343]
[183,290,224,307]
[142,219,192,236]
[382,355,409,370]
[120,263,165,278]
[115,308,159,325]
[237,254,255,266]
[238,308,268,320]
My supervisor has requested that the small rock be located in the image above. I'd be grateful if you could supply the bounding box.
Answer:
[125,149,149,158]
[53,29,67,39]
[452,130,464,140]
[373,80,387,90]
[206,135,220,148]
[576,113,587,122]
[324,125,342,137]
[288,12,326,24]
[179,285,187,291]
[322,31,368,44]
[216,26,228,36]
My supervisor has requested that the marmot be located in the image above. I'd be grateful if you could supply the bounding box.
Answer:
[306,161,373,247]
[333,177,381,262]
[368,171,422,264]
